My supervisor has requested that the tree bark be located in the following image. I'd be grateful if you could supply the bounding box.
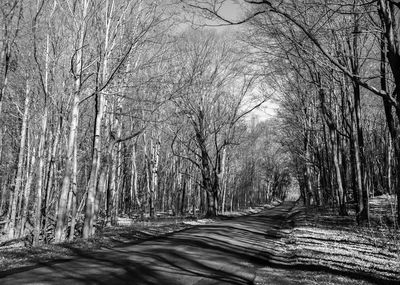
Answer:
[320,88,347,215]
[54,0,88,243]
[377,0,400,226]
[68,138,78,241]
[8,79,30,239]
[19,134,36,238]
[83,88,103,238]
[130,139,140,209]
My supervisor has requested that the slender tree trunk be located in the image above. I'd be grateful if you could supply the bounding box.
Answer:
[68,138,78,241]
[149,135,159,218]
[0,47,7,120]
[8,80,30,239]
[68,191,77,241]
[180,174,186,215]
[0,125,4,215]
[130,139,140,209]
[304,125,312,206]
[221,174,227,214]
[43,116,61,243]
[0,173,8,216]
[115,124,122,220]
[66,134,78,235]
[19,134,37,237]
[387,135,392,194]
[106,139,118,226]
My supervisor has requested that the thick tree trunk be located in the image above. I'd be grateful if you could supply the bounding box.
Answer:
[54,92,80,242]
[330,129,347,216]
[54,0,88,242]
[348,82,369,224]
[378,0,400,227]
[83,89,103,238]
[320,88,346,215]
[83,1,112,237]
[196,127,218,217]
[206,190,216,217]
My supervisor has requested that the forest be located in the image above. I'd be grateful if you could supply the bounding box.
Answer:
[0,0,398,252]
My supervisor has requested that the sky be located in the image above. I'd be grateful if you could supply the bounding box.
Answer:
[216,0,245,21]
[178,0,278,122]
[216,1,279,121]
[178,0,246,28]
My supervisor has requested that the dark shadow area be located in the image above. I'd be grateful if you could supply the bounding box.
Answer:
[0,201,398,285]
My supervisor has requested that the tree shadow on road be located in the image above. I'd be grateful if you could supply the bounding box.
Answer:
[0,202,397,284]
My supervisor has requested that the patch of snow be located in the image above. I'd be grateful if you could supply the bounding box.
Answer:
[183,219,214,225]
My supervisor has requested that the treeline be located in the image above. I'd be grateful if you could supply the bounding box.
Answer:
[183,0,399,226]
[0,0,290,245]
[234,0,399,226]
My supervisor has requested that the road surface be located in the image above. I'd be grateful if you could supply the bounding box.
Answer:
[0,202,381,284]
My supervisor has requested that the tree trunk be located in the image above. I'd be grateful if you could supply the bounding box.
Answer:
[83,89,104,238]
[68,139,78,241]
[54,92,80,242]
[106,142,118,226]
[353,85,368,224]
[206,190,216,217]
[43,116,61,244]
[54,0,88,242]
[19,134,37,237]
[320,88,346,215]
[196,127,217,217]
[130,139,140,209]
[330,129,347,216]
[8,80,30,239]
[304,124,312,206]
[150,136,159,218]
[378,0,400,227]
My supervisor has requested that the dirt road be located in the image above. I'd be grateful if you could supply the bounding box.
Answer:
[0,202,390,284]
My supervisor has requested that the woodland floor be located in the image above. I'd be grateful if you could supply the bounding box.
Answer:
[0,199,399,284]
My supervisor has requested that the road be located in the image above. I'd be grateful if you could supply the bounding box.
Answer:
[0,202,379,284]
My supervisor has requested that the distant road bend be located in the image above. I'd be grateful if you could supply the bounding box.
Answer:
[0,201,396,284]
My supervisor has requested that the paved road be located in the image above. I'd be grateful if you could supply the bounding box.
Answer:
[0,202,377,284]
